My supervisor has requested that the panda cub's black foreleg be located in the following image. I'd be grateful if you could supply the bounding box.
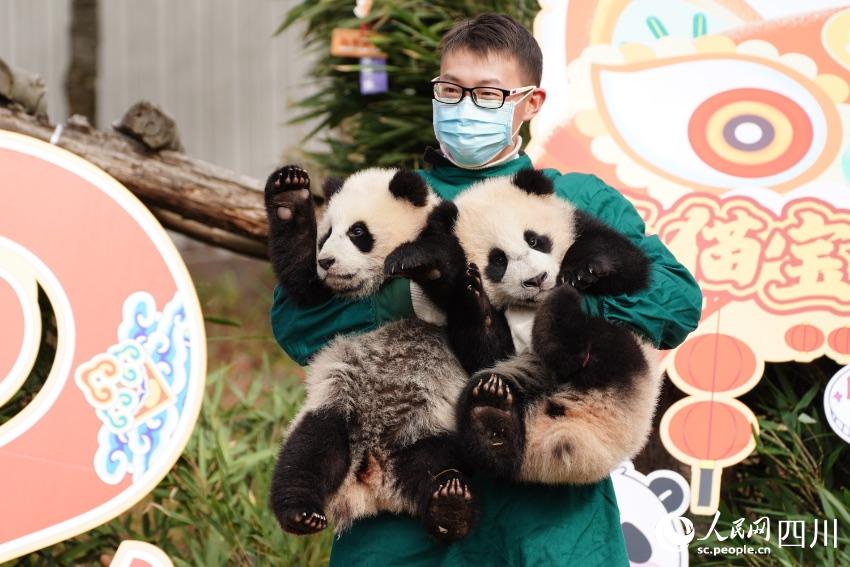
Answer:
[265,165,333,306]
[392,434,478,542]
[270,408,350,535]
[559,212,650,296]
[446,263,515,374]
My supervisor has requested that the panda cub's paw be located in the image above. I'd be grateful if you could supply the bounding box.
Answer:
[458,374,525,478]
[558,258,610,291]
[459,263,495,326]
[264,164,312,224]
[277,507,328,535]
[424,476,476,542]
[384,242,442,281]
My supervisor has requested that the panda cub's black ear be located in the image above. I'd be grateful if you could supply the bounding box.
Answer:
[513,168,554,196]
[322,177,344,202]
[389,169,429,207]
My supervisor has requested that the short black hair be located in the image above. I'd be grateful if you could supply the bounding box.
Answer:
[440,13,543,86]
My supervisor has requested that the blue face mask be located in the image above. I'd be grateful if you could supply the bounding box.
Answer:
[432,94,529,168]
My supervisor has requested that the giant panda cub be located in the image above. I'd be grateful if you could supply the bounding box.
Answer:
[265,165,477,541]
[385,168,663,485]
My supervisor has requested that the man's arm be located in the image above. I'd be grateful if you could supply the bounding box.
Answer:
[270,278,414,366]
[560,174,702,350]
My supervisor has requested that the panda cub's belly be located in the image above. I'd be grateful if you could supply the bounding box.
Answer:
[303,318,467,449]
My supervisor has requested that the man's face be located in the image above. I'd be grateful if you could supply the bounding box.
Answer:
[437,49,545,148]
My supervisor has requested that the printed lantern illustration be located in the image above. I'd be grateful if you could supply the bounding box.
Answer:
[530,1,850,513]
[661,334,761,514]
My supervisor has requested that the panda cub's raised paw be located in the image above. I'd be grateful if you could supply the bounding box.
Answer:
[264,164,312,223]
[278,508,328,535]
[424,477,476,542]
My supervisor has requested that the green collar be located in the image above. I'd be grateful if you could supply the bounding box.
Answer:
[419,148,534,200]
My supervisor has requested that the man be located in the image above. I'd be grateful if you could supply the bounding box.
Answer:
[271,13,702,566]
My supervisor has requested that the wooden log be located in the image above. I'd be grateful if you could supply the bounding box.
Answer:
[0,105,269,259]
[0,58,48,116]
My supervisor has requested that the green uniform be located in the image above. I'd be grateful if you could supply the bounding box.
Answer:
[270,150,702,566]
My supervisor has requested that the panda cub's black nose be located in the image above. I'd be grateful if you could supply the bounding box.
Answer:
[318,257,335,270]
[522,272,547,289]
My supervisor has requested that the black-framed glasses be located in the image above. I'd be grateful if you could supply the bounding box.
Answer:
[431,77,535,109]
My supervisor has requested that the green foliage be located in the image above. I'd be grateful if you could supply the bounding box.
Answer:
[8,363,331,567]
[277,0,540,176]
[695,360,850,566]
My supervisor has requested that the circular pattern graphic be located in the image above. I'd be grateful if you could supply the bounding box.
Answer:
[0,131,206,562]
[824,365,850,445]
[689,88,813,178]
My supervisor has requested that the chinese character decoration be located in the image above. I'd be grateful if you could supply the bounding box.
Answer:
[530,2,850,514]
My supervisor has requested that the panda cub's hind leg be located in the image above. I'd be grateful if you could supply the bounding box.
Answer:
[270,407,350,535]
[457,372,526,479]
[392,434,478,542]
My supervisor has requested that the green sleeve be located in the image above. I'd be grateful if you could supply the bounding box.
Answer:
[270,278,414,366]
[573,175,702,350]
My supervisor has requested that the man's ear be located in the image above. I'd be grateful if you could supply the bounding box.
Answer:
[520,88,546,122]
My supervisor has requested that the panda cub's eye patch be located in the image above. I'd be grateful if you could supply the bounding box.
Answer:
[347,221,374,253]
[485,247,508,282]
[524,230,552,253]
[318,228,332,250]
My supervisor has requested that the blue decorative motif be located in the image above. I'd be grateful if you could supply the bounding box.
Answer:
[87,292,191,485]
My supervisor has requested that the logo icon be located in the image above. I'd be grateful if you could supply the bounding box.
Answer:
[655,512,696,551]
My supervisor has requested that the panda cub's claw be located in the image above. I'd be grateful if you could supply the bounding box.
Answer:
[424,476,477,542]
[472,374,514,411]
[384,243,441,281]
[559,261,607,290]
[460,263,495,326]
[279,508,328,535]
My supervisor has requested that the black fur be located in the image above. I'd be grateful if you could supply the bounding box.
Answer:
[456,372,526,479]
[265,165,333,306]
[532,285,648,390]
[392,434,478,541]
[484,248,508,283]
[270,408,350,535]
[524,230,552,253]
[323,177,344,201]
[447,263,515,374]
[346,221,374,253]
[389,169,429,207]
[513,168,554,196]
[559,212,650,295]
